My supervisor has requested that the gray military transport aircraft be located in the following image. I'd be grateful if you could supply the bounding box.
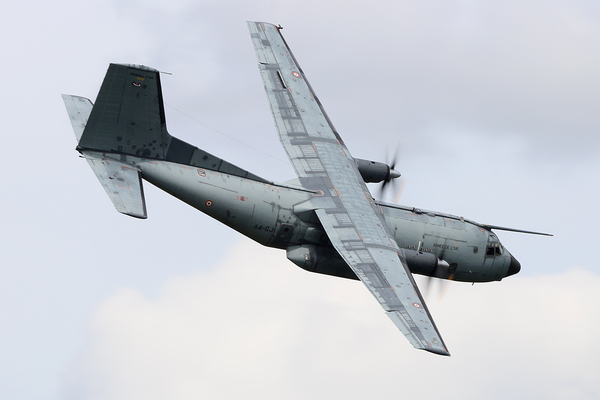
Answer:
[63,22,551,356]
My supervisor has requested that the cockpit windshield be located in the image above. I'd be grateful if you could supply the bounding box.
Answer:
[485,235,502,257]
[486,242,502,256]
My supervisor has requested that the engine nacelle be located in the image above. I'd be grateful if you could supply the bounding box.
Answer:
[402,249,448,276]
[354,158,399,183]
[287,244,358,280]
[286,244,447,280]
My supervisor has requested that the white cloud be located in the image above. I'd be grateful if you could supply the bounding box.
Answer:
[66,241,600,400]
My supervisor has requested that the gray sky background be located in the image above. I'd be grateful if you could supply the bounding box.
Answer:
[1,1,599,399]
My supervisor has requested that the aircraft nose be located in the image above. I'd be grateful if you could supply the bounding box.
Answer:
[506,254,521,277]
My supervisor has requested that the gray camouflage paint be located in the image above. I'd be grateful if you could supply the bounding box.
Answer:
[63,23,529,357]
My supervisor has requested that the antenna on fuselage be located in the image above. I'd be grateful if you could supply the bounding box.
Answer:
[480,224,553,236]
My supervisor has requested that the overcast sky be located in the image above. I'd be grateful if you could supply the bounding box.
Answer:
[2,1,599,399]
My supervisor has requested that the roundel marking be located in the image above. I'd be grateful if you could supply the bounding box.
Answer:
[413,303,421,308]
[205,200,214,207]
[292,71,300,78]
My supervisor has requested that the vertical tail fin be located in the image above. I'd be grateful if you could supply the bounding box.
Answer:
[64,63,271,219]
[76,63,269,182]
[77,64,171,158]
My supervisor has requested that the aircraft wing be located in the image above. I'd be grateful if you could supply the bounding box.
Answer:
[248,21,449,355]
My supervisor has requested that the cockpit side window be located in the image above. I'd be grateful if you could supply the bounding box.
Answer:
[486,243,502,257]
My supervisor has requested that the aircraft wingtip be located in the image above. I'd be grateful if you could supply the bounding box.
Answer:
[422,347,451,357]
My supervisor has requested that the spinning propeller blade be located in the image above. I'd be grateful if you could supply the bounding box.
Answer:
[379,146,402,201]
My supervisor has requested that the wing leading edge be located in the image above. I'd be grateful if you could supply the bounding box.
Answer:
[248,21,449,355]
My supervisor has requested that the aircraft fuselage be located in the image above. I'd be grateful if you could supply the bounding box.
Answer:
[126,155,516,283]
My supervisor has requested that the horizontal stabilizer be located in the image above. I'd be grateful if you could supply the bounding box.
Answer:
[62,94,93,143]
[83,152,147,219]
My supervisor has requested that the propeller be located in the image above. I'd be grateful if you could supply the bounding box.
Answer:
[423,273,455,302]
[375,147,454,300]
[419,240,454,301]
[378,147,403,202]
